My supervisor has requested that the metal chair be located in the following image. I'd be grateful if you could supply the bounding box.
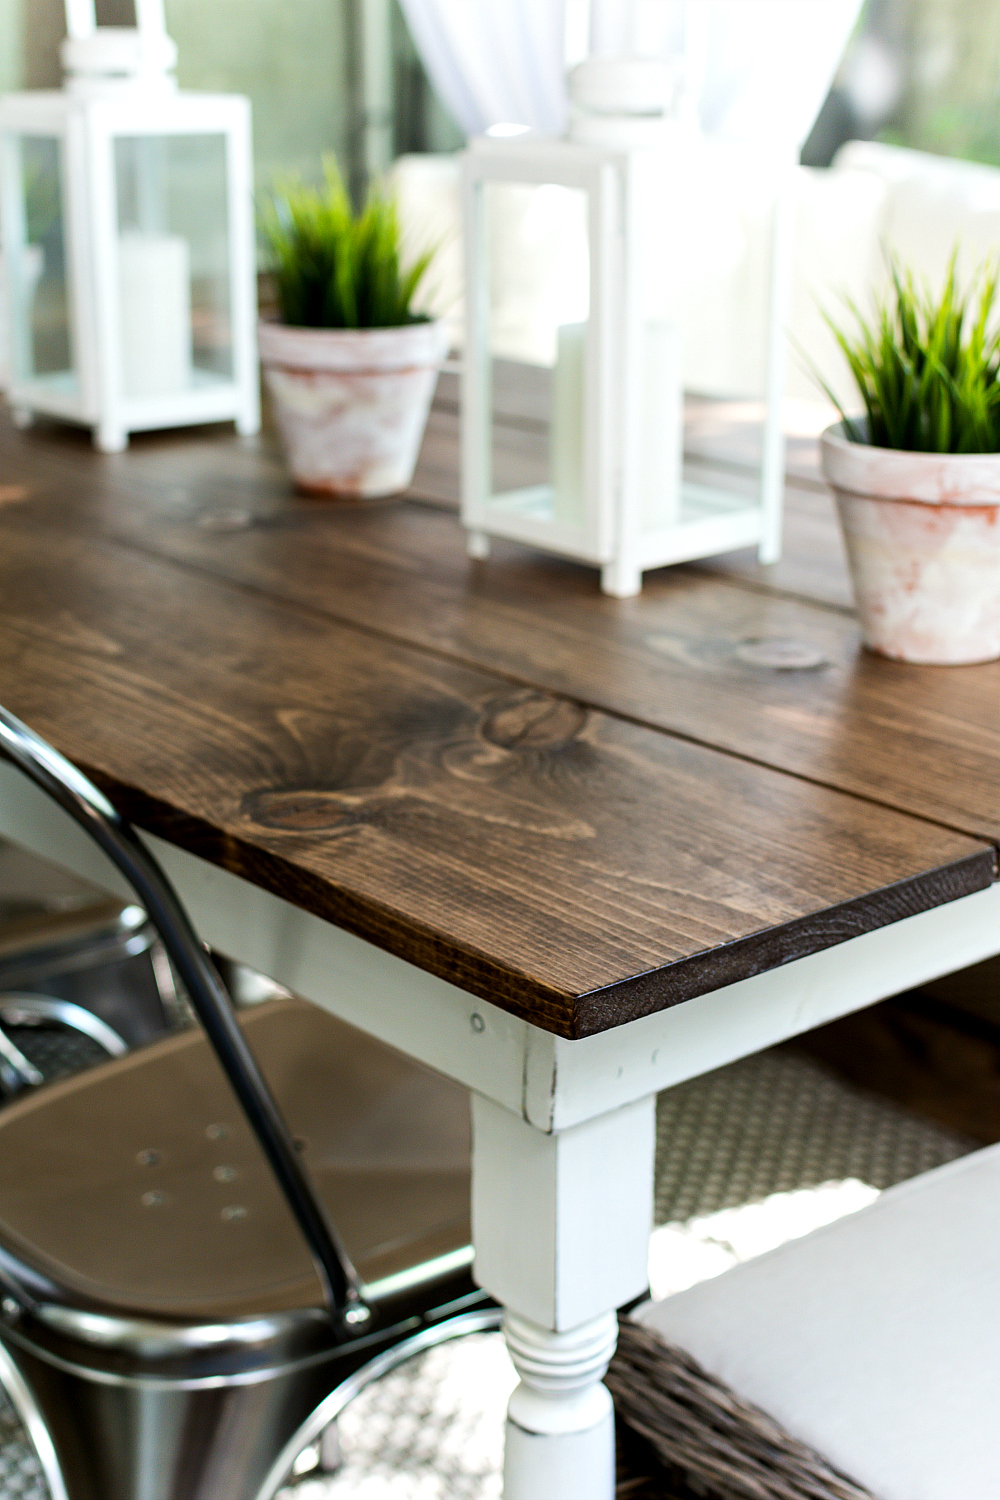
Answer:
[0,991,126,1095]
[0,704,494,1500]
[0,847,180,1096]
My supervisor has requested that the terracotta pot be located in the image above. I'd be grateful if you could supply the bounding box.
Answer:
[258,319,449,498]
[820,423,1000,664]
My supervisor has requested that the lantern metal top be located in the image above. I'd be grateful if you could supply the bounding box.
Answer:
[567,55,682,149]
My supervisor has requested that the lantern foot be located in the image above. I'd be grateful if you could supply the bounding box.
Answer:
[94,422,128,454]
[10,407,34,429]
[235,411,261,438]
[600,559,642,598]
[467,528,491,560]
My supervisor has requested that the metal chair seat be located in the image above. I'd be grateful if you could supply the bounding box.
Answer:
[0,996,472,1323]
[0,867,175,1097]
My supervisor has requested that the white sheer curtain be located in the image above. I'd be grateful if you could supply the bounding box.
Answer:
[396,0,567,138]
[688,1,865,149]
[397,0,863,152]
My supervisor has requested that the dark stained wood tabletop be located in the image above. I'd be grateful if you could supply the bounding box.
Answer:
[0,387,997,1038]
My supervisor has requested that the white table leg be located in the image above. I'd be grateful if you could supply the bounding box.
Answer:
[471,1092,656,1500]
[503,1309,618,1497]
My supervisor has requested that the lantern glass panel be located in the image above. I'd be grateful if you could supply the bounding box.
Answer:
[481,179,589,528]
[10,135,74,392]
[114,133,232,399]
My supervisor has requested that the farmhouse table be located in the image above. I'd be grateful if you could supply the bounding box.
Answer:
[0,389,998,1499]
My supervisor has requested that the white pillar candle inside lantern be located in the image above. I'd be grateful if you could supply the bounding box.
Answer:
[0,0,259,451]
[461,53,789,597]
[118,232,192,398]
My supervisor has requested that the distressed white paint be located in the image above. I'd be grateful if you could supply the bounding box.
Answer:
[504,1412,614,1500]
[821,425,1000,663]
[472,1099,651,1500]
[470,1093,654,1330]
[258,319,448,498]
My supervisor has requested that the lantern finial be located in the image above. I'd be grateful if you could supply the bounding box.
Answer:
[60,0,177,95]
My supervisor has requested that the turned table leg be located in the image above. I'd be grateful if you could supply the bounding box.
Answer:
[502,1309,619,1496]
[471,1092,655,1500]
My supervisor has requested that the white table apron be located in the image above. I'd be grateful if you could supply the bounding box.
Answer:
[3,764,999,1500]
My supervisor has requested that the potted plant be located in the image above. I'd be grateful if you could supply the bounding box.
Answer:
[817,254,1000,663]
[258,160,446,498]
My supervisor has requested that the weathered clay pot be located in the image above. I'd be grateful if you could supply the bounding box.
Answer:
[820,423,1000,664]
[258,319,448,498]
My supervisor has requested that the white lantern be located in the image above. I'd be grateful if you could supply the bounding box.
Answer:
[0,0,259,452]
[461,57,792,597]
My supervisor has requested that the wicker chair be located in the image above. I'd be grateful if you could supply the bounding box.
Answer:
[614,1110,1000,1499]
[0,704,494,1500]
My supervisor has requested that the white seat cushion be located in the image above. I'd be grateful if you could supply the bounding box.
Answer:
[638,1141,1000,1500]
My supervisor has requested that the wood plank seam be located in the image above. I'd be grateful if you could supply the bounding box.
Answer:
[49,525,999,852]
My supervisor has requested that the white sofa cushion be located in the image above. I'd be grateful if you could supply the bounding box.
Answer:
[638,1141,1000,1500]
[835,140,1000,288]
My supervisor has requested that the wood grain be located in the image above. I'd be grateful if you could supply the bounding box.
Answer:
[3,402,995,1032]
[0,382,854,607]
[0,518,992,1037]
[19,432,991,844]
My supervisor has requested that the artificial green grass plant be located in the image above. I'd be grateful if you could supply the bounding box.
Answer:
[820,251,1000,453]
[261,159,433,331]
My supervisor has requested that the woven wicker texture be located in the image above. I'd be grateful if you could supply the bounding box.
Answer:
[654,1050,970,1226]
[607,1320,876,1500]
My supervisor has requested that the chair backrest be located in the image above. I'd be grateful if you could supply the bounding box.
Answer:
[0,704,366,1329]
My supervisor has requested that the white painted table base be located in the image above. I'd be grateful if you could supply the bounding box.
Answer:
[474,1095,654,1499]
[1,764,998,1500]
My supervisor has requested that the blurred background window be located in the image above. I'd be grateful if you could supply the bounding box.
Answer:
[0,0,463,204]
[2,0,999,360]
[804,0,1000,167]
[4,1,999,193]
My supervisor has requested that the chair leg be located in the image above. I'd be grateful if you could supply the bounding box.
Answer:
[318,1420,342,1473]
[3,1339,339,1500]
